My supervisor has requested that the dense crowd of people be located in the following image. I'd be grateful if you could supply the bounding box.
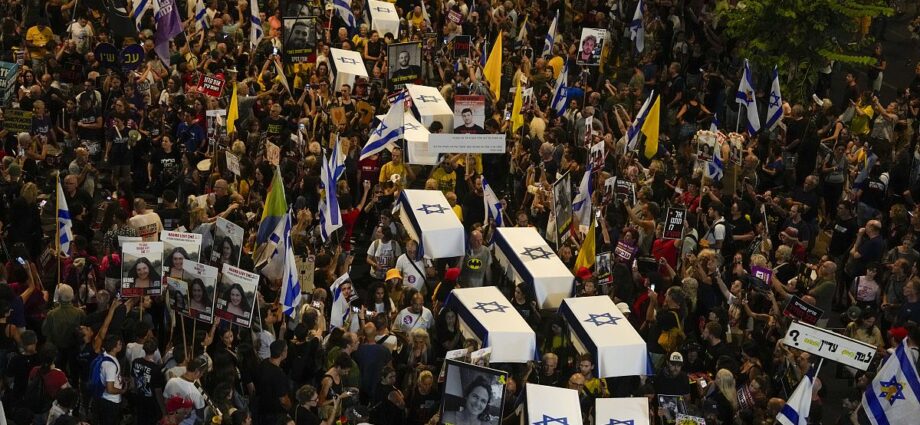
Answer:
[0,0,917,425]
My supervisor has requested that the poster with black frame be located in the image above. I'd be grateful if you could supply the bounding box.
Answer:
[215,264,259,327]
[595,252,613,285]
[440,359,507,425]
[553,172,573,244]
[161,231,202,281]
[210,217,243,268]
[657,394,688,423]
[576,28,605,66]
[182,260,219,323]
[387,42,422,89]
[282,16,317,64]
[614,178,637,205]
[603,177,616,203]
[663,208,687,240]
[450,35,472,59]
[206,109,226,148]
[121,241,165,297]
[590,140,605,171]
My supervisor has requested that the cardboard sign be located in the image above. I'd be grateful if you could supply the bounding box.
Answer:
[782,295,823,325]
[266,141,280,166]
[330,106,347,126]
[429,134,506,154]
[783,320,877,371]
[356,101,375,125]
[663,208,687,240]
[4,109,32,133]
[750,265,772,288]
[198,74,226,97]
[226,152,241,176]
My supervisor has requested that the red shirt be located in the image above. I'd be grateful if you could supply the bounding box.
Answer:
[341,208,361,251]
[651,238,678,273]
[28,367,69,399]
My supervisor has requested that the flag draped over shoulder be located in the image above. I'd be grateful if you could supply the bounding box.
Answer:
[257,167,287,244]
[57,179,73,257]
[483,31,503,102]
[862,339,920,425]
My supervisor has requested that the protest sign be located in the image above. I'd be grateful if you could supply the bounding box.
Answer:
[783,320,877,371]
[782,295,823,326]
[121,242,165,297]
[663,208,687,240]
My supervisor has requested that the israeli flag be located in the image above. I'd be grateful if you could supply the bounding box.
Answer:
[542,11,558,58]
[482,177,503,227]
[279,213,301,316]
[736,59,761,135]
[334,0,357,33]
[57,180,73,257]
[706,141,724,182]
[320,138,346,241]
[862,339,920,425]
[572,161,593,229]
[194,0,209,31]
[551,64,568,116]
[765,66,784,130]
[710,113,720,132]
[629,0,645,53]
[132,0,151,30]
[776,367,817,425]
[626,91,654,152]
[360,90,407,160]
[250,0,263,49]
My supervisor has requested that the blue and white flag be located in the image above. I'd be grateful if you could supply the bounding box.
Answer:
[862,339,920,425]
[710,113,720,132]
[765,66,784,130]
[194,0,209,31]
[542,12,558,58]
[320,138,346,241]
[626,91,654,152]
[482,177,503,227]
[776,367,817,425]
[279,213,301,316]
[572,161,593,229]
[360,91,406,160]
[334,0,357,33]
[736,59,761,135]
[250,0,263,49]
[132,0,152,30]
[56,180,73,257]
[706,141,724,182]
[629,0,645,53]
[551,64,568,116]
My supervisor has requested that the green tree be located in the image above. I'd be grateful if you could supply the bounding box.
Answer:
[718,0,892,101]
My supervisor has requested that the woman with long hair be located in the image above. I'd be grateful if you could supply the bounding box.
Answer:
[188,279,211,313]
[441,376,495,425]
[165,247,189,279]
[129,257,160,289]
[223,283,251,318]
[705,369,738,424]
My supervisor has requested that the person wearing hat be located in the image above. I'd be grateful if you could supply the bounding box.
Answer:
[385,268,406,307]
[778,226,807,262]
[160,396,195,425]
[431,267,461,314]
[163,356,208,425]
[654,351,691,397]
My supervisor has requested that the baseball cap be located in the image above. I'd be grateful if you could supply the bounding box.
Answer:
[444,267,460,282]
[669,352,684,363]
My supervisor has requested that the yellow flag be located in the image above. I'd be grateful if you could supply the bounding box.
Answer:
[484,31,503,102]
[226,82,239,135]
[573,218,596,272]
[641,95,661,160]
[511,78,524,132]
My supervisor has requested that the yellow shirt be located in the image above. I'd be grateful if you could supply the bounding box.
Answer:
[26,26,54,59]
[452,204,463,222]
[429,167,457,194]
[379,161,409,184]
[849,104,874,136]
[457,154,483,174]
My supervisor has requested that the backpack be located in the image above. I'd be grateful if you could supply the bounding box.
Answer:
[23,370,51,413]
[715,220,734,255]
[88,354,117,398]
[657,311,686,353]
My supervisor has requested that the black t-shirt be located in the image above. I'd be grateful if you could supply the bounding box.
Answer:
[151,148,182,178]
[654,371,692,396]
[829,216,858,257]
[106,126,132,164]
[131,357,165,400]
[5,352,39,401]
[255,360,290,414]
[294,405,321,425]
[157,207,186,231]
[263,117,289,142]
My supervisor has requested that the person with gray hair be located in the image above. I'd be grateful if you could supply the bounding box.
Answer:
[43,284,85,376]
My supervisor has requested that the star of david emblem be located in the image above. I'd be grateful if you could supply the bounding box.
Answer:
[770,92,781,108]
[337,56,359,65]
[404,122,420,131]
[415,95,439,103]
[878,376,906,405]
[584,312,622,326]
[416,204,449,214]
[373,7,390,12]
[520,246,553,260]
[607,419,634,425]
[473,301,510,314]
[374,122,388,137]
[533,414,569,425]
[744,90,754,104]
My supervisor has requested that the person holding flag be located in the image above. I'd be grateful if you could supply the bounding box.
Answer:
[57,177,73,258]
[551,63,569,116]
[361,91,407,161]
[630,0,645,53]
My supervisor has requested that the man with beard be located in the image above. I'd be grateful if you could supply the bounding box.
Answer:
[391,49,420,85]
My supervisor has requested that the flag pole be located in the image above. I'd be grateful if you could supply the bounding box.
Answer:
[55,173,61,287]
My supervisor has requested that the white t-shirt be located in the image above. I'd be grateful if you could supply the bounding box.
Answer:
[367,239,401,279]
[705,218,726,246]
[101,353,122,403]
[393,307,434,333]
[129,211,164,241]
[395,254,428,292]
[164,377,206,425]
[126,342,162,366]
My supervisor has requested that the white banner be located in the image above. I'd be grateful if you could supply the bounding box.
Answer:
[429,134,506,154]
[783,320,877,371]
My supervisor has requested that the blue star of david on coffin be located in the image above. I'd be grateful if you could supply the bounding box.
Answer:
[415,95,439,103]
[607,419,634,425]
[473,301,510,314]
[416,204,449,214]
[520,246,553,260]
[404,122,420,131]
[584,312,622,326]
[373,7,391,12]
[337,56,359,65]
[533,414,569,425]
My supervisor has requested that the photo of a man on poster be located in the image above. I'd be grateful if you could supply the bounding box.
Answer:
[454,108,485,134]
[283,17,317,63]
[388,43,422,88]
